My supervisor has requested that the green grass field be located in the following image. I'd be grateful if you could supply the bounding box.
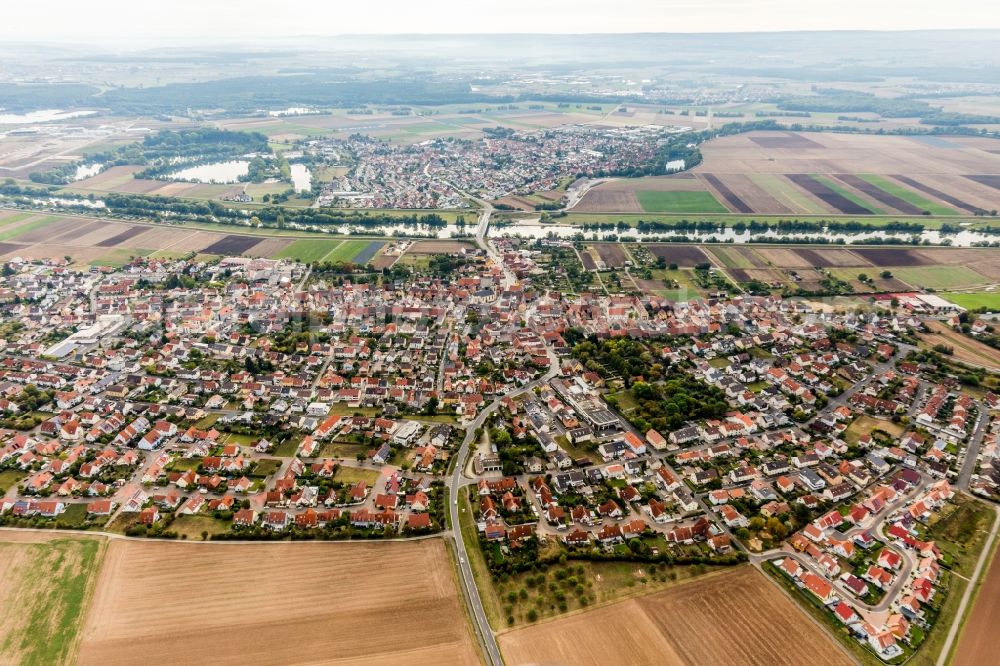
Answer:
[323,239,372,263]
[636,190,729,214]
[88,248,153,268]
[0,536,105,666]
[0,469,25,492]
[941,291,1000,311]
[891,266,990,291]
[274,239,345,262]
[859,174,959,216]
[170,514,232,539]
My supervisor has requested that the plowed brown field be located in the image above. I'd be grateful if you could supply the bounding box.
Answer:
[499,566,851,666]
[77,539,479,666]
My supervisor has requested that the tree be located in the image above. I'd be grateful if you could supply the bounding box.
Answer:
[880,270,892,279]
[423,396,439,416]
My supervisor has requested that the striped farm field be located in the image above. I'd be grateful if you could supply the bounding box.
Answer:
[322,239,376,263]
[0,215,62,242]
[858,175,959,216]
[274,239,346,262]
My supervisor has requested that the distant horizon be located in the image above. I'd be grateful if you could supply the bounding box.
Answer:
[4,27,1000,52]
[4,0,1000,45]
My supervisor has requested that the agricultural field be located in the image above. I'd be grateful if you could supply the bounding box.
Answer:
[646,244,712,268]
[636,190,728,214]
[572,131,1000,217]
[498,566,851,666]
[698,131,1000,215]
[940,292,1000,312]
[920,320,1000,370]
[952,519,1000,666]
[76,539,479,665]
[275,238,347,263]
[0,532,106,666]
[889,266,989,291]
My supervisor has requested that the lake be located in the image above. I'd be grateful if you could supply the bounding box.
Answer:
[0,109,97,125]
[167,160,249,184]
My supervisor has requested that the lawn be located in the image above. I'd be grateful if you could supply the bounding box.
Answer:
[940,291,1000,312]
[333,466,380,485]
[57,503,91,528]
[271,437,301,457]
[250,458,283,478]
[844,415,905,444]
[0,535,105,666]
[88,248,153,268]
[318,441,369,459]
[274,239,344,263]
[636,190,729,214]
[892,266,989,291]
[0,469,25,493]
[858,174,959,216]
[170,514,232,540]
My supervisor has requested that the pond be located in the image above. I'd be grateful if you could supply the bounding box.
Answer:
[166,160,250,184]
[290,164,312,193]
[74,163,103,181]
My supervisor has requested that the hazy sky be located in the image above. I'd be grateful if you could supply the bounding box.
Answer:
[4,0,999,43]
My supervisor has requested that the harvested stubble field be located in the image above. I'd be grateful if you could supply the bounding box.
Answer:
[755,247,817,269]
[573,189,641,212]
[920,320,1000,370]
[77,539,479,666]
[499,566,851,666]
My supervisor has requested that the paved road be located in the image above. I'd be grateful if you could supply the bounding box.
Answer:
[445,201,544,666]
[448,368,558,666]
[958,409,989,490]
